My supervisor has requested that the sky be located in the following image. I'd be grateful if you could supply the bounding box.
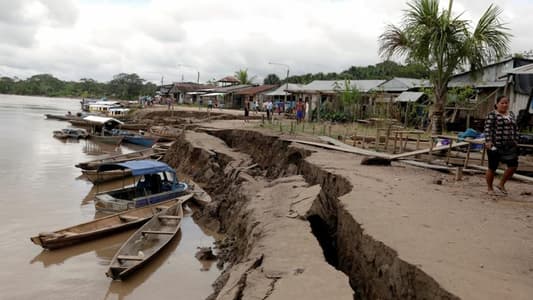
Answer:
[0,0,531,84]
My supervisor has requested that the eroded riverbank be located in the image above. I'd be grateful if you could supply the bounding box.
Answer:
[160,120,533,300]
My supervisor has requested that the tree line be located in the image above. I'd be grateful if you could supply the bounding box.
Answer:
[264,61,430,84]
[0,73,157,100]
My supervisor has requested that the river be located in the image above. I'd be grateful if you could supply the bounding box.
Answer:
[0,95,220,299]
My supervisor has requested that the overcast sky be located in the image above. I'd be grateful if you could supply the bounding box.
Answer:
[0,0,530,84]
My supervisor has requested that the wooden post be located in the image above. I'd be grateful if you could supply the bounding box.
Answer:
[362,126,367,149]
[416,134,420,150]
[290,121,294,134]
[375,126,380,150]
[312,124,315,135]
[455,167,463,181]
[446,140,453,165]
[428,137,434,162]
[393,132,398,154]
[466,111,471,129]
[384,127,390,151]
[464,142,471,168]
[280,121,283,133]
[399,132,404,153]
[328,124,332,137]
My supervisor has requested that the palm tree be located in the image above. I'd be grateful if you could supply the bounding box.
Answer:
[235,69,256,84]
[379,0,511,133]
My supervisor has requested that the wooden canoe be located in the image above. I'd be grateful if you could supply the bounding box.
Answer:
[89,134,124,146]
[30,194,192,250]
[106,200,184,280]
[82,168,134,184]
[189,179,212,206]
[75,148,157,170]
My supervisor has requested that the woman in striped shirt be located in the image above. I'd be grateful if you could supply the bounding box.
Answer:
[484,95,519,194]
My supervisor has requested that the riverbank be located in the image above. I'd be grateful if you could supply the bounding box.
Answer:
[155,106,533,299]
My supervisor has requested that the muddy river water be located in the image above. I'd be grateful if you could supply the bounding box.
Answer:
[0,95,220,299]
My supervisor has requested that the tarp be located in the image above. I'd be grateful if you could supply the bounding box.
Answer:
[394,91,424,102]
[97,160,174,176]
[83,115,124,125]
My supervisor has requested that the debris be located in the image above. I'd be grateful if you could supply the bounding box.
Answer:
[361,156,391,166]
[195,246,217,261]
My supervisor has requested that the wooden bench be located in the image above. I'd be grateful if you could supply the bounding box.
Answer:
[158,215,181,220]
[141,230,175,236]
[119,215,140,222]
[117,255,144,261]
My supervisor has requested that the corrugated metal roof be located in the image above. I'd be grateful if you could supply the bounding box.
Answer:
[447,81,506,88]
[234,85,278,96]
[83,116,124,125]
[212,84,253,93]
[265,83,305,96]
[296,80,385,93]
[378,77,431,91]
[505,63,533,75]
[395,91,425,102]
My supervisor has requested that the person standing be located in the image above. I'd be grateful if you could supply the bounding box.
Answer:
[266,100,272,121]
[484,95,519,195]
[207,99,213,111]
[244,99,250,122]
[295,99,304,124]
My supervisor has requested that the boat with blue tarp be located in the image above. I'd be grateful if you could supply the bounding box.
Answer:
[94,160,188,212]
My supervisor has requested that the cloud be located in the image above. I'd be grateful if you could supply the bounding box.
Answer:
[0,0,529,83]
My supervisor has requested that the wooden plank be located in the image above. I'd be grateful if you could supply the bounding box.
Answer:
[141,230,175,235]
[119,215,140,222]
[390,141,471,160]
[117,255,144,261]
[317,136,393,159]
[468,165,533,183]
[158,216,181,220]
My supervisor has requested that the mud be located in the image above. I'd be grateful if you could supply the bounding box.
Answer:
[162,128,468,299]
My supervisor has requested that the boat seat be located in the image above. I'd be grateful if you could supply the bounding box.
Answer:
[117,255,144,261]
[141,230,175,235]
[158,215,181,220]
[119,215,140,222]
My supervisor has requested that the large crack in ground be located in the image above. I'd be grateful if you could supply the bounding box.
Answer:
[163,128,459,300]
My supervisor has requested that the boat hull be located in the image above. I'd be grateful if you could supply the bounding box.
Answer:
[30,195,192,250]
[76,148,157,170]
[123,135,159,147]
[82,169,133,184]
[95,183,189,213]
[89,135,124,145]
[106,201,184,280]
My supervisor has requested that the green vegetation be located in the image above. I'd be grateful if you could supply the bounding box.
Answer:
[263,73,281,85]
[0,73,157,100]
[235,69,257,84]
[378,0,511,134]
[286,61,429,84]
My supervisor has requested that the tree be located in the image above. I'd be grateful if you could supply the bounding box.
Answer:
[378,0,511,133]
[263,73,281,85]
[107,73,145,100]
[235,69,256,84]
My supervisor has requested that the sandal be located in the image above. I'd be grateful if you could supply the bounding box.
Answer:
[496,185,508,195]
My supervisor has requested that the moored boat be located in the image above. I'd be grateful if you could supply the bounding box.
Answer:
[88,134,124,145]
[30,194,192,250]
[53,128,89,139]
[75,148,158,170]
[106,200,184,280]
[82,168,133,184]
[94,160,188,212]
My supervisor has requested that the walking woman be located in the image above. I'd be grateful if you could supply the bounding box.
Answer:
[484,95,519,194]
